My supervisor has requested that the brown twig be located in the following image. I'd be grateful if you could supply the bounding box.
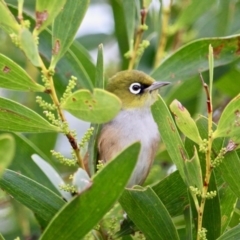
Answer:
[40,61,86,170]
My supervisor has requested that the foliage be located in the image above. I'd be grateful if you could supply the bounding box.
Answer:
[0,0,240,239]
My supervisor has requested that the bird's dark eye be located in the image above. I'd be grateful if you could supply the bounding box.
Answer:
[129,83,141,94]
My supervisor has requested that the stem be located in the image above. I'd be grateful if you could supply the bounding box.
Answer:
[154,1,172,68]
[128,8,147,70]
[17,0,24,24]
[197,74,213,239]
[40,59,86,170]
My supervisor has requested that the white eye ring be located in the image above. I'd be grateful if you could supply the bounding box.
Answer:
[129,83,141,94]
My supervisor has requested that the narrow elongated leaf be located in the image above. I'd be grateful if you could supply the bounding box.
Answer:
[122,0,135,46]
[215,172,237,233]
[213,94,240,142]
[202,172,221,240]
[176,0,215,28]
[217,224,240,240]
[95,44,104,88]
[62,89,121,123]
[151,35,240,81]
[32,154,72,201]
[8,5,94,92]
[0,233,5,240]
[87,44,104,174]
[0,134,15,177]
[184,146,203,191]
[170,99,202,144]
[120,187,180,240]
[19,28,41,67]
[152,171,188,217]
[9,133,59,194]
[0,0,20,34]
[109,0,129,69]
[0,97,61,133]
[35,0,67,33]
[51,0,89,67]
[0,54,44,91]
[0,169,65,225]
[39,27,94,91]
[40,143,140,240]
[69,41,95,84]
[151,96,188,183]
[184,195,193,240]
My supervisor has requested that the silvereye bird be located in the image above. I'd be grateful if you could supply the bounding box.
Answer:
[98,70,170,187]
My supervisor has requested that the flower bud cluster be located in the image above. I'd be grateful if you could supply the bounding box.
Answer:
[59,183,77,193]
[61,76,77,104]
[137,40,150,56]
[36,96,56,110]
[79,127,94,148]
[211,147,226,168]
[203,190,217,199]
[41,73,51,89]
[189,186,201,197]
[96,160,104,171]
[199,139,208,153]
[10,33,20,47]
[43,111,61,126]
[51,150,77,166]
[23,20,30,28]
[198,228,207,240]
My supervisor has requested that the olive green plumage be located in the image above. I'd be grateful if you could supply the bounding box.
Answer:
[107,70,157,109]
[97,70,170,187]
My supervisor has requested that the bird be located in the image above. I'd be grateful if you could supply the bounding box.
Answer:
[97,70,170,187]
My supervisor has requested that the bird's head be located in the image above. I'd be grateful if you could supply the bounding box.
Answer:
[106,70,170,109]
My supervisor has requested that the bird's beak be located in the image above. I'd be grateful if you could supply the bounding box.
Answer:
[145,81,170,93]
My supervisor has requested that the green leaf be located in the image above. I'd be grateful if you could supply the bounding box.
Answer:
[0,97,61,133]
[184,146,203,191]
[40,29,94,91]
[122,0,135,46]
[95,44,104,88]
[152,171,188,217]
[9,133,59,194]
[151,35,240,81]
[35,0,67,34]
[213,94,240,143]
[215,67,240,97]
[19,28,41,67]
[183,197,193,240]
[86,44,104,174]
[109,0,129,69]
[40,142,140,240]
[15,5,94,92]
[32,154,72,201]
[215,171,237,233]
[170,99,202,144]
[51,0,89,67]
[175,0,215,29]
[0,233,5,240]
[202,172,221,240]
[120,187,180,240]
[0,53,44,91]
[217,224,240,240]
[151,96,188,183]
[0,169,65,225]
[62,89,121,123]
[0,0,20,34]
[0,134,15,177]
[69,41,95,84]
